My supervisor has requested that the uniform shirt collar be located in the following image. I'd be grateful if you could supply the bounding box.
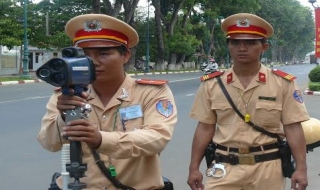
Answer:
[225,64,268,84]
[87,74,134,109]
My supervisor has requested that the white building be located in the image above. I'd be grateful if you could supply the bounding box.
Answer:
[0,45,61,76]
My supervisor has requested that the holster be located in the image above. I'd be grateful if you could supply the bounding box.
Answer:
[279,141,295,178]
[160,176,174,190]
[205,141,216,168]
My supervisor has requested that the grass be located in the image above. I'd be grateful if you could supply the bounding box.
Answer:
[0,76,35,82]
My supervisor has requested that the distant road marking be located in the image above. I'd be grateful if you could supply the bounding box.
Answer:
[170,77,199,83]
[186,94,195,96]
[0,96,50,104]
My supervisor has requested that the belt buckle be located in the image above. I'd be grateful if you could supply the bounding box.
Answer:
[238,154,255,165]
[238,147,250,154]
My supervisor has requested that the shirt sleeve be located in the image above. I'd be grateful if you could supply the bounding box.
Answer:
[97,85,177,159]
[189,81,217,124]
[37,93,67,152]
[282,80,310,125]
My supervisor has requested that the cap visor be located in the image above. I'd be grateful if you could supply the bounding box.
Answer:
[227,34,264,40]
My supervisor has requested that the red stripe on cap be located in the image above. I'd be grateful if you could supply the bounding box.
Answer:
[227,24,267,37]
[74,29,128,45]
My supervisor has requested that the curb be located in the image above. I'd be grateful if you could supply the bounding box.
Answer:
[0,79,41,86]
[0,70,201,86]
[304,88,320,96]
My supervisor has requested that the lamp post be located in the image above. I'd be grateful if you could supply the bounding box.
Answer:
[144,0,150,73]
[21,0,30,78]
[309,0,317,7]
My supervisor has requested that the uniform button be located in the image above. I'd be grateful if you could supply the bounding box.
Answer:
[102,115,107,119]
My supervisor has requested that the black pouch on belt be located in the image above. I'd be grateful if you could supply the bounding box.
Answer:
[279,141,295,178]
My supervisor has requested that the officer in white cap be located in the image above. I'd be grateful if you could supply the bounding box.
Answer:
[188,13,309,190]
[38,14,177,190]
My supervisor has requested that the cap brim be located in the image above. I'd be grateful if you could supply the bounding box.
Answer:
[75,40,125,48]
[227,34,264,40]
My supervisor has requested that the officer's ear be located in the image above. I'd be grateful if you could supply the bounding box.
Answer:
[262,42,269,51]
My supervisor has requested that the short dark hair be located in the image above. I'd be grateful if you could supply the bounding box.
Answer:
[114,45,128,55]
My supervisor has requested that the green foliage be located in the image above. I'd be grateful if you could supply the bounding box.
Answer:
[308,82,320,92]
[167,31,201,55]
[308,66,320,82]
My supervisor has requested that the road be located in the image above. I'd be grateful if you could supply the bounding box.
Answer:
[0,64,319,190]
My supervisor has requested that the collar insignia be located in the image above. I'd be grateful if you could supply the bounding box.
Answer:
[118,88,129,99]
[236,18,250,27]
[258,72,266,83]
[84,20,102,32]
[227,73,233,84]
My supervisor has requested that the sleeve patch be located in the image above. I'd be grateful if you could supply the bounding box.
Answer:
[156,100,173,118]
[293,90,304,103]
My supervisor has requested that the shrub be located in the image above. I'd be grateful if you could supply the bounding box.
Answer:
[308,66,320,82]
[308,82,320,92]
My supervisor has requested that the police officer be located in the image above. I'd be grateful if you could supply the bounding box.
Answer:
[187,13,309,190]
[37,14,177,190]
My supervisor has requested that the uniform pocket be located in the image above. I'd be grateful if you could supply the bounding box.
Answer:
[211,102,236,124]
[255,101,282,128]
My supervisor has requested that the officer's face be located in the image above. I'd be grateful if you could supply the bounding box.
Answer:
[83,47,131,82]
[228,39,269,64]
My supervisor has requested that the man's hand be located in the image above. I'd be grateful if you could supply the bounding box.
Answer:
[290,169,308,190]
[56,90,88,117]
[62,119,102,149]
[187,169,204,190]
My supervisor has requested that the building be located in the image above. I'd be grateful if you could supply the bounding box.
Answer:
[0,45,61,76]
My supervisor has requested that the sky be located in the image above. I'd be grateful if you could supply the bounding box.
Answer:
[299,0,315,9]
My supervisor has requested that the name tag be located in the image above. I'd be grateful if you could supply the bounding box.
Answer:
[119,105,143,120]
[258,96,276,101]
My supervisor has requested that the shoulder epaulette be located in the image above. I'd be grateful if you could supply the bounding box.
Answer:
[272,69,296,81]
[135,79,168,86]
[53,87,61,93]
[200,71,225,82]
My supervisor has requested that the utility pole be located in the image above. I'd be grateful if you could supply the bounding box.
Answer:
[144,0,150,73]
[21,0,30,78]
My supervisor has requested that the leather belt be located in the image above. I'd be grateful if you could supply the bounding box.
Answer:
[216,142,280,154]
[215,151,281,165]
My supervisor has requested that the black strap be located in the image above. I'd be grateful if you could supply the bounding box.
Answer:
[90,148,135,190]
[216,76,282,142]
[216,142,280,153]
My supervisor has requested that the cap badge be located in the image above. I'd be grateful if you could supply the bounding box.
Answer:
[84,20,102,32]
[236,18,250,27]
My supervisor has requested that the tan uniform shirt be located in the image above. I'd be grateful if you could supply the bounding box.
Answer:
[38,75,177,190]
[190,64,309,148]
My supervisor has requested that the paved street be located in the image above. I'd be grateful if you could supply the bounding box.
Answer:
[0,64,319,189]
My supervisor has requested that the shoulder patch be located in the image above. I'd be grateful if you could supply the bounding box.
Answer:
[272,69,296,81]
[200,71,225,82]
[135,79,168,86]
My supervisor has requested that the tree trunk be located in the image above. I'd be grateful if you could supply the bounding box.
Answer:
[92,0,100,13]
[152,0,165,70]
